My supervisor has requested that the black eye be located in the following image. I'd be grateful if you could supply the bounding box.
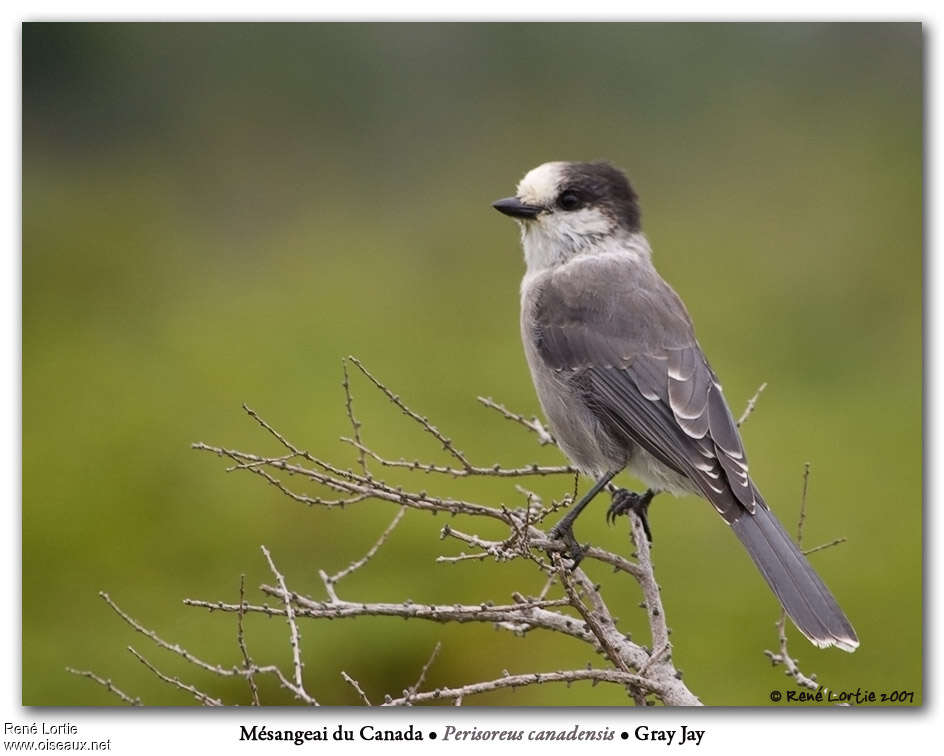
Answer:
[557,190,580,211]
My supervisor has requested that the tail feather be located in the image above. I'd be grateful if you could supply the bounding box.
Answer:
[731,505,859,652]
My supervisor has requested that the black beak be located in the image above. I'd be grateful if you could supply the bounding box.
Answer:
[492,196,542,219]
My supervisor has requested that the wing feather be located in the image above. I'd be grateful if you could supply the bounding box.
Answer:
[532,257,762,522]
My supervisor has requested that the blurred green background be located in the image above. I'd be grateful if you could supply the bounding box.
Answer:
[23,23,922,706]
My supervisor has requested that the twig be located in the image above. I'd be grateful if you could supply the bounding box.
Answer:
[340,437,573,478]
[763,612,820,691]
[65,668,142,706]
[341,358,369,476]
[762,463,848,694]
[236,575,261,706]
[347,355,473,470]
[737,382,767,427]
[341,671,373,706]
[382,667,659,706]
[797,462,811,544]
[99,591,238,678]
[127,647,223,706]
[80,357,709,706]
[803,537,847,556]
[400,642,442,706]
[227,452,297,472]
[97,590,319,703]
[192,441,509,522]
[325,506,406,588]
[261,545,317,705]
[221,457,369,509]
[439,521,644,579]
[476,396,556,445]
[251,591,600,646]
[242,403,304,456]
[554,558,632,675]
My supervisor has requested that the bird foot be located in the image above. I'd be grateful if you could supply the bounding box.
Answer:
[548,522,589,570]
[607,488,655,543]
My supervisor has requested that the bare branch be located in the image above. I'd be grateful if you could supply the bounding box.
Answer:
[326,506,406,587]
[220,454,369,509]
[347,355,473,470]
[250,590,600,646]
[261,545,317,705]
[555,557,632,675]
[226,452,296,472]
[236,575,261,706]
[763,611,821,691]
[341,671,373,706]
[242,403,304,456]
[96,590,326,704]
[762,463,848,695]
[382,667,660,706]
[65,667,142,706]
[341,357,369,476]
[191,441,509,522]
[476,396,557,446]
[803,537,848,556]
[400,642,442,706]
[737,382,768,427]
[340,436,573,478]
[127,646,223,706]
[797,461,811,543]
[99,591,237,678]
[81,358,716,706]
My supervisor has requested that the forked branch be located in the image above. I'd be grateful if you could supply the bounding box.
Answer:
[73,357,717,705]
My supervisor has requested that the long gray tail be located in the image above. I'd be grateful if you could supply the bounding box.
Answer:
[730,505,859,652]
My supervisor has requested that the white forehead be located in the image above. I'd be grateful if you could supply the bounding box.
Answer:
[516,162,568,205]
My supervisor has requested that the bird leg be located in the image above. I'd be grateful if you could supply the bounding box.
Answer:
[548,471,617,567]
[606,488,657,543]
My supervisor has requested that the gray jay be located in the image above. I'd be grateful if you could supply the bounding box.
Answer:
[493,161,858,652]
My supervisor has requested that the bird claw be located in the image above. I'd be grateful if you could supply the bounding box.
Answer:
[548,522,589,570]
[607,488,655,543]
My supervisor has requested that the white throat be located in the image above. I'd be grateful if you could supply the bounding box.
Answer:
[521,224,653,276]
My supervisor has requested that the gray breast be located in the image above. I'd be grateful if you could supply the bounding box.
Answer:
[520,273,631,478]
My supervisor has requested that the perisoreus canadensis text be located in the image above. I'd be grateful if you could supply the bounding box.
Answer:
[493,161,858,652]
